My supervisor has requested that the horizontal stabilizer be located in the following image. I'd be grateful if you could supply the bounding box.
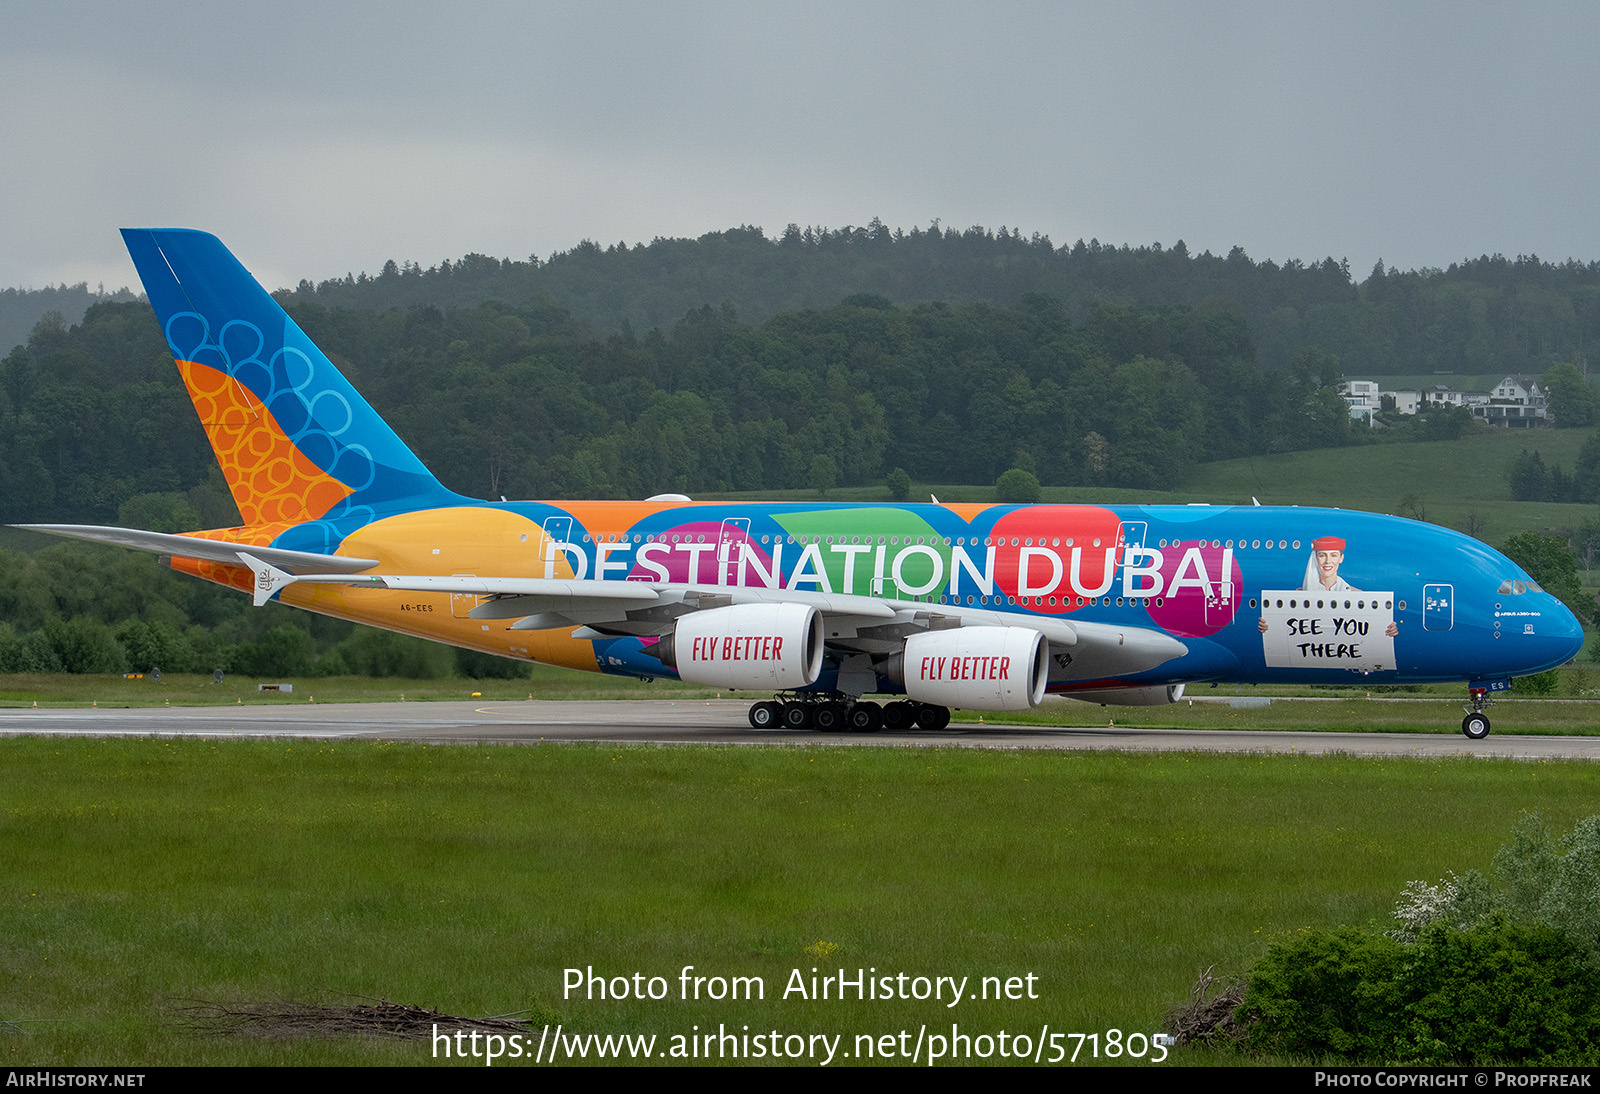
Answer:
[15,524,379,574]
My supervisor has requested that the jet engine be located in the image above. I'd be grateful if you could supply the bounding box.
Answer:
[652,602,823,690]
[887,627,1049,710]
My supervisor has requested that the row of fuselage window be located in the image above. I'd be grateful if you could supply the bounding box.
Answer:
[902,594,1399,611]
[543,530,1377,612]
[555,532,1306,551]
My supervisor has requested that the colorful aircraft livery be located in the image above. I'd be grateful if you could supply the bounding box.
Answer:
[22,230,1585,739]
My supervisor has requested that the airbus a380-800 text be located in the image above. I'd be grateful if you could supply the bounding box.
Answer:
[22,230,1584,739]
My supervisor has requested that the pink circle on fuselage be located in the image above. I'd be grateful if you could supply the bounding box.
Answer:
[625,521,769,584]
[1142,540,1243,637]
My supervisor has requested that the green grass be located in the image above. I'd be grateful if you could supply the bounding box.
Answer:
[1183,430,1596,541]
[0,667,718,708]
[2,738,1598,1065]
[986,694,1600,736]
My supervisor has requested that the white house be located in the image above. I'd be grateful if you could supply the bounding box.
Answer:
[1345,375,1549,428]
[1473,374,1548,427]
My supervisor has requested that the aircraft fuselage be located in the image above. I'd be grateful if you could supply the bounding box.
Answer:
[204,497,1580,698]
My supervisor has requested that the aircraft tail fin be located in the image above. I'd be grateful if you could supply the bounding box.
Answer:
[121,229,464,531]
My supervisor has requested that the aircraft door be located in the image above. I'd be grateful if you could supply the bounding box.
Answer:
[1424,584,1454,630]
[450,577,479,619]
[1206,575,1236,627]
[717,518,751,586]
[540,516,585,579]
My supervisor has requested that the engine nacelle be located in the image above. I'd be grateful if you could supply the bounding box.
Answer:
[890,627,1049,710]
[655,603,823,690]
[1063,684,1186,706]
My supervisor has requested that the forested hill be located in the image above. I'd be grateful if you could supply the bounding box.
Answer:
[0,292,1356,523]
[0,283,137,362]
[9,222,1600,379]
[285,221,1600,377]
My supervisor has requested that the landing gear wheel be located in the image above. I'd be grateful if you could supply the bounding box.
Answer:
[916,705,951,731]
[847,702,882,732]
[813,704,844,732]
[881,701,917,731]
[1462,712,1491,740]
[748,702,780,730]
[782,702,813,729]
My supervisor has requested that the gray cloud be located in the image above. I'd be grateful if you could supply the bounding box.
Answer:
[5,1,1599,292]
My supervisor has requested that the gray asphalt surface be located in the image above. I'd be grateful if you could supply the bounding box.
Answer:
[1,700,1598,760]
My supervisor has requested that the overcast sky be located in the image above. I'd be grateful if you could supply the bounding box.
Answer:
[5,1,1598,293]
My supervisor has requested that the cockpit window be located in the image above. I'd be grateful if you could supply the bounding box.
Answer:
[1497,579,1530,595]
[1526,579,1543,593]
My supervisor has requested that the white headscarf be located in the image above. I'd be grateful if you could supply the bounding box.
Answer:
[1302,550,1355,592]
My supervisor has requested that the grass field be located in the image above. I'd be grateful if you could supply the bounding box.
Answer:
[0,667,719,709]
[2,738,1598,1066]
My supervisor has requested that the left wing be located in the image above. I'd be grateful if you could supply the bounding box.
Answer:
[18,524,1189,693]
[245,563,1188,683]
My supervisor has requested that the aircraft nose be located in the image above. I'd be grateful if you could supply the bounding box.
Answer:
[1535,598,1585,672]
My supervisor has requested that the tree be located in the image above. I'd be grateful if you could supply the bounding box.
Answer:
[1575,431,1600,502]
[1286,346,1352,450]
[1081,431,1109,484]
[1508,450,1550,501]
[885,467,911,502]
[995,467,1041,504]
[1576,516,1600,576]
[117,491,201,533]
[1502,532,1587,623]
[1420,404,1473,440]
[1543,362,1600,429]
[807,454,837,498]
[231,624,318,678]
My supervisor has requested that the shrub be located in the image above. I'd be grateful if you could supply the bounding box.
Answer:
[1516,669,1560,695]
[332,628,453,679]
[41,617,126,674]
[229,624,318,678]
[1243,920,1600,1064]
[1389,814,1600,956]
[995,467,1041,504]
[455,647,531,679]
[1232,814,1600,1063]
[886,467,911,502]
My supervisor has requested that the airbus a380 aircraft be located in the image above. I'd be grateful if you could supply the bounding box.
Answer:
[22,230,1585,739]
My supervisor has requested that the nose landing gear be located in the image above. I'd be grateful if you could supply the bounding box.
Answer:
[1461,687,1493,740]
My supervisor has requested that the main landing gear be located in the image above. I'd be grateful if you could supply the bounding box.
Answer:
[1461,687,1494,740]
[746,695,952,733]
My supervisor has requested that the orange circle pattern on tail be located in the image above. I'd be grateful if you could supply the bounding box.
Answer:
[177,359,354,526]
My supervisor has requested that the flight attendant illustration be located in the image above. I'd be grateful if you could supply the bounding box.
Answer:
[1260,536,1398,635]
